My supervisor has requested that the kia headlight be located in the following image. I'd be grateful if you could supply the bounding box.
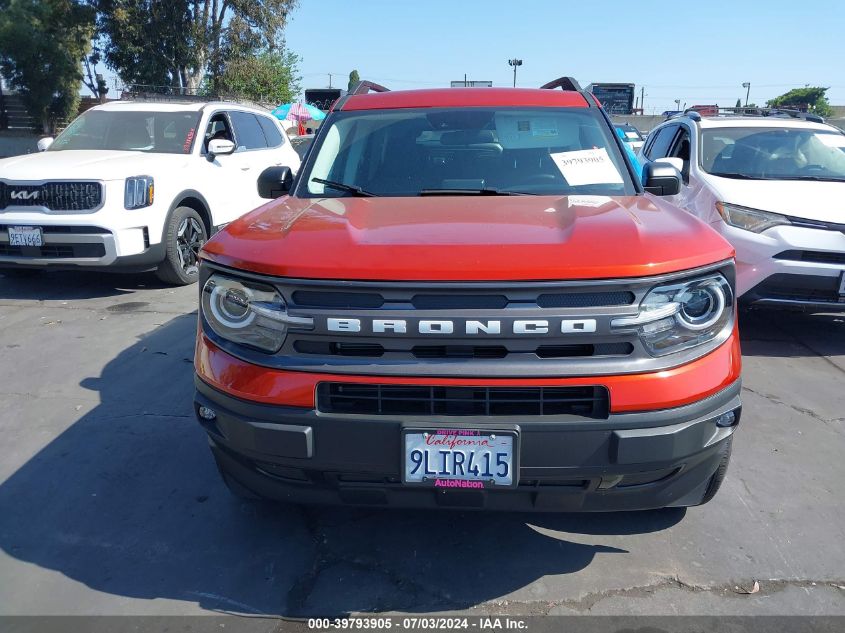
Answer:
[125,176,154,209]
[716,202,791,233]
[612,274,733,357]
[201,275,313,352]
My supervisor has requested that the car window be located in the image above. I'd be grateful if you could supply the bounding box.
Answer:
[257,116,284,148]
[299,107,637,197]
[49,110,200,154]
[203,113,234,153]
[669,127,692,181]
[701,127,845,180]
[644,125,679,159]
[229,111,268,151]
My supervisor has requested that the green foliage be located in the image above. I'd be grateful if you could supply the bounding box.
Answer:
[767,87,833,117]
[94,0,300,94]
[735,98,742,108]
[348,69,360,92]
[0,0,94,133]
[215,50,302,105]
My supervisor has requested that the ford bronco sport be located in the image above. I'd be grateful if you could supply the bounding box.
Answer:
[194,78,742,511]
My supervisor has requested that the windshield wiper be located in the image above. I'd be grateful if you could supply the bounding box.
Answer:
[418,188,536,196]
[311,178,375,197]
[708,172,768,180]
[770,175,845,182]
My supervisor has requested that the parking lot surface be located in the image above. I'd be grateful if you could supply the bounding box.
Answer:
[0,270,843,618]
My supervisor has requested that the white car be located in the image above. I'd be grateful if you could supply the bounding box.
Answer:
[0,99,301,284]
[638,111,845,311]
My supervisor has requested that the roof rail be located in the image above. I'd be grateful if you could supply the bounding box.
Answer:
[675,105,826,123]
[332,80,390,111]
[348,81,390,96]
[539,77,583,92]
[539,76,595,108]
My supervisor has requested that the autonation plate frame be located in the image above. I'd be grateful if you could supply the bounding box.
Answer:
[401,427,520,489]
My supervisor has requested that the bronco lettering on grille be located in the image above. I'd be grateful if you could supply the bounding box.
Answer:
[325,318,597,335]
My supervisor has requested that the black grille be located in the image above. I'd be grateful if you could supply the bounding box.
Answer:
[292,290,384,308]
[412,294,508,309]
[0,182,102,211]
[0,225,108,235]
[0,243,106,258]
[294,341,632,359]
[537,291,634,308]
[775,250,845,266]
[317,383,609,418]
[748,273,843,303]
[412,345,508,359]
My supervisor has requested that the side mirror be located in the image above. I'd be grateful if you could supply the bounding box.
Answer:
[37,137,54,152]
[642,161,681,196]
[653,157,684,172]
[258,166,293,199]
[207,138,235,161]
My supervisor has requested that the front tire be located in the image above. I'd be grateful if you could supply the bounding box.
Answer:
[155,207,207,285]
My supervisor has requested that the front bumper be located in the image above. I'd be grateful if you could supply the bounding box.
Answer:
[194,377,741,512]
[721,223,845,309]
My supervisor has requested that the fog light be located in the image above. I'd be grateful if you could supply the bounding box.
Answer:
[198,406,217,421]
[714,410,736,427]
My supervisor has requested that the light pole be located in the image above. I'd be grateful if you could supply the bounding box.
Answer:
[508,59,523,88]
[674,99,681,111]
[742,82,751,107]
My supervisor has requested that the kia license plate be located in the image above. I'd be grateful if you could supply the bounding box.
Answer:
[403,429,517,487]
[8,226,43,247]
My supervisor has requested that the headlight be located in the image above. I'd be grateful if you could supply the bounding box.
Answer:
[716,202,791,233]
[611,273,733,357]
[125,176,154,209]
[201,275,313,353]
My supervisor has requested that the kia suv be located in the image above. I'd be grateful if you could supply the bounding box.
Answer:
[193,78,742,512]
[0,98,300,284]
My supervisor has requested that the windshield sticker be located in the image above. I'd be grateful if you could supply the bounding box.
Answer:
[816,134,845,148]
[550,148,624,186]
[531,118,559,138]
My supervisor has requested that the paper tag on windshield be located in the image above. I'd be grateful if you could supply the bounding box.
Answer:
[550,148,624,186]
[816,134,845,148]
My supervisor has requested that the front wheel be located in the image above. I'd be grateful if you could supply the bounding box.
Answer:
[155,207,208,285]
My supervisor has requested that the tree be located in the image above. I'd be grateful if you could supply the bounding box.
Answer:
[735,98,742,108]
[767,87,833,117]
[348,69,360,92]
[0,0,94,133]
[215,49,301,106]
[95,0,300,94]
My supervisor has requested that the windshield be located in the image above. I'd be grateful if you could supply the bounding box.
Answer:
[49,109,202,154]
[299,107,636,197]
[700,127,845,181]
[617,126,644,142]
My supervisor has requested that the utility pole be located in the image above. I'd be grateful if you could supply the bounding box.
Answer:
[508,59,523,88]
[742,82,751,107]
[641,86,645,113]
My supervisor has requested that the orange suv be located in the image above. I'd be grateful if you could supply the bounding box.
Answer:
[193,78,741,512]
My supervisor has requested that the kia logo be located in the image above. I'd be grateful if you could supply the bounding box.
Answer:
[10,190,39,200]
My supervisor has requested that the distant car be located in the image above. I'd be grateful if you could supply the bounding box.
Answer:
[0,99,301,284]
[639,110,845,311]
[615,123,645,152]
[290,134,314,160]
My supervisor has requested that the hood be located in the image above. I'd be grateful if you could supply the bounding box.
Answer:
[0,150,189,181]
[202,194,734,281]
[705,176,845,224]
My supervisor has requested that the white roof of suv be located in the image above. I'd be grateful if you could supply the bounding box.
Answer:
[94,100,270,113]
[693,116,838,132]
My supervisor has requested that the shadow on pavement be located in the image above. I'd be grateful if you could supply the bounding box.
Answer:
[0,313,684,617]
[0,269,170,301]
[738,307,844,358]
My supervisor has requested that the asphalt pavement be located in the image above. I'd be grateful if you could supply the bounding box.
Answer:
[0,269,843,620]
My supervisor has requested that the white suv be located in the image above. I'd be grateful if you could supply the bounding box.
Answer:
[0,99,301,284]
[639,111,845,311]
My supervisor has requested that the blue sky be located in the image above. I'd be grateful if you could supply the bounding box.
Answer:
[284,0,845,112]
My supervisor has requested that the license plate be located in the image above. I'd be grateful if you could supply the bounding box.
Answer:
[8,226,43,247]
[403,430,516,487]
